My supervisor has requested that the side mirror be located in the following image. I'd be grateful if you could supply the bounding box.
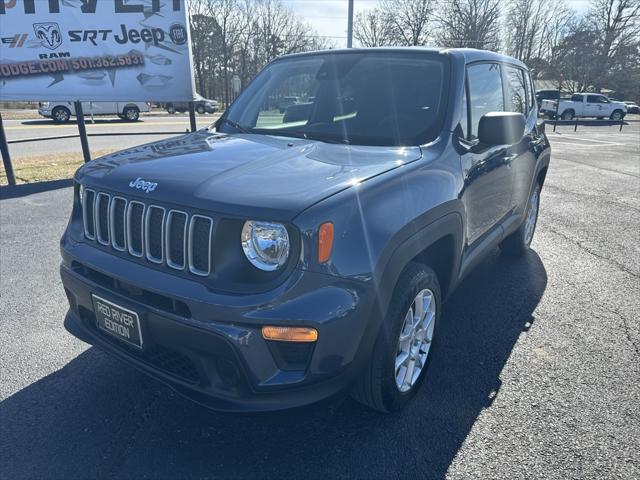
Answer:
[478,112,525,146]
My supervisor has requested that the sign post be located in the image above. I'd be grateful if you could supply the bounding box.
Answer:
[74,102,91,163]
[553,74,564,132]
[188,102,197,132]
[0,112,16,186]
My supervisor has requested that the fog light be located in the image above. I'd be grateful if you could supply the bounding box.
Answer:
[262,326,318,342]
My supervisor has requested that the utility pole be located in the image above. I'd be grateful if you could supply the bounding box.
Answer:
[347,0,354,48]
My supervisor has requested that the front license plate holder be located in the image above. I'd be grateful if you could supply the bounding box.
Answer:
[92,294,143,349]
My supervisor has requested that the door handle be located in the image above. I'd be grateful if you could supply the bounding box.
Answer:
[502,153,517,165]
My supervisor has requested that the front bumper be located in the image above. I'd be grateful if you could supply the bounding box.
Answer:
[60,237,379,412]
[38,108,51,117]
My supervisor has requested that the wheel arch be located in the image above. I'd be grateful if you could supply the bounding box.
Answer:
[121,103,140,113]
[375,212,464,309]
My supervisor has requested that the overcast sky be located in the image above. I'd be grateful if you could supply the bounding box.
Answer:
[282,0,591,49]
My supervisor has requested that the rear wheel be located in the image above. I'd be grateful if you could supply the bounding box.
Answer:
[500,183,541,256]
[167,104,176,114]
[561,109,574,121]
[610,110,623,121]
[351,263,440,412]
[52,106,71,123]
[123,106,139,122]
[196,104,205,114]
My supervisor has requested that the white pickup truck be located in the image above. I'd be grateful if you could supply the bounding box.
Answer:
[540,93,627,121]
[38,101,151,123]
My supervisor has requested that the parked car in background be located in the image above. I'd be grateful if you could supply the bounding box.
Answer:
[39,101,150,123]
[539,93,627,120]
[624,101,639,114]
[535,89,565,105]
[61,48,550,413]
[165,94,218,114]
[278,96,299,113]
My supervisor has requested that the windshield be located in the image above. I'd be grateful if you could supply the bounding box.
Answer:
[218,51,450,146]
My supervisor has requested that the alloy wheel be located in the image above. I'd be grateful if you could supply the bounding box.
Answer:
[395,289,436,392]
[524,188,540,246]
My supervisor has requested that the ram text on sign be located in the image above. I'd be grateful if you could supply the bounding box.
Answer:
[0,0,196,102]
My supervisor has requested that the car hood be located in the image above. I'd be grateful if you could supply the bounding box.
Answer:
[76,130,422,220]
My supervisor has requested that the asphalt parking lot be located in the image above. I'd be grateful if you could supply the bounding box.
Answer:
[1,122,639,479]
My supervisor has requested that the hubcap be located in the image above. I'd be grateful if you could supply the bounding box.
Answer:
[612,112,621,120]
[55,110,67,121]
[395,289,436,392]
[524,188,539,246]
[126,110,137,120]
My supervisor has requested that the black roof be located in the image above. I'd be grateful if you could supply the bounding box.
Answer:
[279,47,528,70]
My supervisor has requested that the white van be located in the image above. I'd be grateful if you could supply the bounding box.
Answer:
[38,101,151,123]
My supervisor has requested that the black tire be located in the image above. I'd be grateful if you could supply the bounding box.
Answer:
[52,106,71,123]
[167,105,176,114]
[610,109,624,121]
[500,182,541,256]
[351,263,441,413]
[561,109,574,121]
[122,106,139,122]
[196,105,205,114]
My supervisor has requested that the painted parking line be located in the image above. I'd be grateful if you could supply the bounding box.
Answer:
[549,141,627,147]
[550,134,625,144]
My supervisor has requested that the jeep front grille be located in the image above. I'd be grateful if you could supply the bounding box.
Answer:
[82,189,213,276]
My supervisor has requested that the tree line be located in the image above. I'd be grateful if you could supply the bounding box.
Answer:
[188,0,640,104]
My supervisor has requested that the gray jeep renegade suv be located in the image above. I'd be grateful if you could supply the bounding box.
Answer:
[60,48,550,413]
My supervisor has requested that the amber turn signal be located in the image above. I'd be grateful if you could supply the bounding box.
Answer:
[318,222,334,264]
[262,326,318,342]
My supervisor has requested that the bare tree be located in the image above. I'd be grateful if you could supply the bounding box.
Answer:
[187,0,331,106]
[503,0,575,77]
[353,8,393,47]
[588,0,640,91]
[434,0,501,50]
[380,0,435,46]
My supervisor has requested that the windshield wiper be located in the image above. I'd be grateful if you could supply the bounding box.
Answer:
[256,129,350,145]
[218,117,252,134]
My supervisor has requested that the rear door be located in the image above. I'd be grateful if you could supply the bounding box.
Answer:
[459,62,514,246]
[502,64,540,214]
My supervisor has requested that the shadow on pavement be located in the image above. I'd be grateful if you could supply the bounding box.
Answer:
[0,249,547,479]
[0,179,73,200]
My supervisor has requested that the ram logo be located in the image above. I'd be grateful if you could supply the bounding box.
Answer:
[33,22,62,50]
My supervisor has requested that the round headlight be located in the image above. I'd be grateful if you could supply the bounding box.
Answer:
[241,221,290,271]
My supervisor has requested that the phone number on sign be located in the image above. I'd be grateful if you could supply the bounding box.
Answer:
[72,53,145,70]
[0,53,145,79]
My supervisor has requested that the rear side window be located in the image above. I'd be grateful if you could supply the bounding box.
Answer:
[525,72,535,112]
[504,65,526,114]
[467,63,504,140]
[571,94,583,101]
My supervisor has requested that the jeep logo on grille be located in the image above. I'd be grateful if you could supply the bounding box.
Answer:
[129,177,158,193]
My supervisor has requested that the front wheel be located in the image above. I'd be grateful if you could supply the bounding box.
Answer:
[351,263,440,412]
[123,107,139,122]
[500,183,541,256]
[196,105,205,114]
